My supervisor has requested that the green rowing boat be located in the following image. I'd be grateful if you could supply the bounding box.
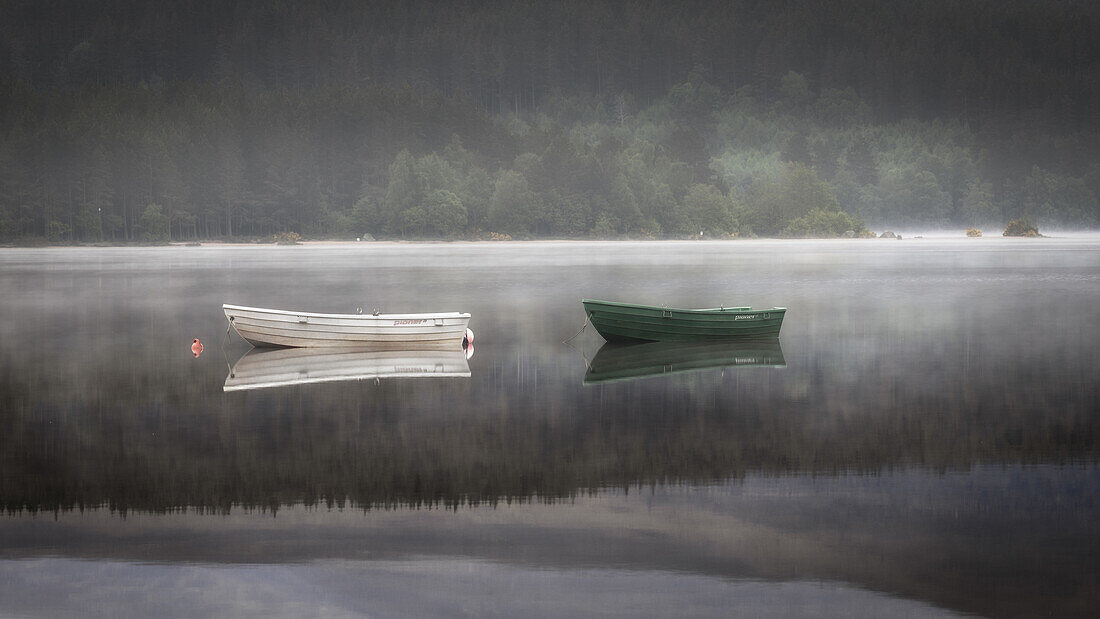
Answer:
[581,299,785,342]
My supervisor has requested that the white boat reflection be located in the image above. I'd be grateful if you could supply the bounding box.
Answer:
[224,346,471,392]
[583,339,785,385]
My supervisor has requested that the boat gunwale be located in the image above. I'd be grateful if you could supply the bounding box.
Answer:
[582,299,787,314]
[230,325,468,343]
[223,303,470,321]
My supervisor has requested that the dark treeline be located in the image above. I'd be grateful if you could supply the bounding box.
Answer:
[1,0,1097,243]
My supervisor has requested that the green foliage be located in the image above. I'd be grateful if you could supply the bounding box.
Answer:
[418,189,467,236]
[713,150,784,196]
[782,208,866,238]
[352,190,385,236]
[489,170,539,235]
[74,205,99,241]
[745,164,841,236]
[0,203,11,241]
[137,203,169,242]
[46,219,70,242]
[1021,166,1098,226]
[375,149,476,236]
[314,202,354,237]
[668,67,722,125]
[961,180,998,225]
[381,150,421,233]
[591,214,616,237]
[681,184,736,236]
[844,135,878,187]
[0,75,1089,241]
[782,133,812,166]
[877,166,950,224]
[0,0,1093,242]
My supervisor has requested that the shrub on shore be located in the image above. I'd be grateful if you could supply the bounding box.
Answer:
[275,231,302,245]
[1003,219,1040,237]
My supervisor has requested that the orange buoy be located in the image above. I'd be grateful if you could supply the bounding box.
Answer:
[191,338,203,357]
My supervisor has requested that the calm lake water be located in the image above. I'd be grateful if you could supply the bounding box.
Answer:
[1,238,1098,618]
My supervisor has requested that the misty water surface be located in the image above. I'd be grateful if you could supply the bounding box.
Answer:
[1,238,1097,618]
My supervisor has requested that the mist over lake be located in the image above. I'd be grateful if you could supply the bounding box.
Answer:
[1,238,1097,617]
[2,0,1099,615]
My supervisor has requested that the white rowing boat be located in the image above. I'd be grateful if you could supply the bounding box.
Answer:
[223,347,471,392]
[223,303,471,348]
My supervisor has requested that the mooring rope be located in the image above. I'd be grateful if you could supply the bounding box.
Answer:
[563,313,591,343]
[561,335,594,374]
[222,341,233,376]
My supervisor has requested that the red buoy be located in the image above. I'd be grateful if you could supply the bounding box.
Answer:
[191,339,203,357]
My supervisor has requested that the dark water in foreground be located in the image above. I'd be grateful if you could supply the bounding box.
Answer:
[1,239,1097,618]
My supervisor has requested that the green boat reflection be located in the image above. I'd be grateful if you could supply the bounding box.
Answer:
[583,338,786,385]
[225,346,471,392]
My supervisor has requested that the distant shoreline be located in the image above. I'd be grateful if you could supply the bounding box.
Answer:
[4,233,1100,249]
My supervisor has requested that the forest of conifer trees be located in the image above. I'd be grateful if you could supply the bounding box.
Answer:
[0,0,1096,243]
